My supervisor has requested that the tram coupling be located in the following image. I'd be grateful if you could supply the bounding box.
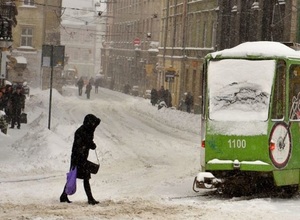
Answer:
[193,172,222,192]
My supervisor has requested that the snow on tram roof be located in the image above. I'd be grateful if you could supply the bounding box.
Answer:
[209,41,300,59]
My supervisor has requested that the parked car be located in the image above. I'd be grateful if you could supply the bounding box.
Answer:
[131,85,139,96]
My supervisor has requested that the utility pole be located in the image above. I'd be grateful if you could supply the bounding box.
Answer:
[171,0,178,67]
[179,0,188,105]
[48,46,54,130]
[162,0,170,86]
[42,45,65,130]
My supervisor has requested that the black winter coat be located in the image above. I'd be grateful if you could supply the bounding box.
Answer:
[71,114,101,179]
[11,92,25,110]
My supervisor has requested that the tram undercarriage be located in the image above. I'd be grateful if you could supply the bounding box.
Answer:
[193,170,299,197]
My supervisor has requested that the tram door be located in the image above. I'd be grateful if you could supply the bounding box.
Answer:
[289,65,300,120]
[271,60,286,120]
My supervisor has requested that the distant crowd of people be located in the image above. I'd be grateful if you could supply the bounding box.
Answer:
[150,86,194,112]
[75,76,194,113]
[0,84,26,133]
[150,86,172,109]
[76,77,101,99]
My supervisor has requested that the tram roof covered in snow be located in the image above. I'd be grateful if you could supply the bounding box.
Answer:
[208,41,300,59]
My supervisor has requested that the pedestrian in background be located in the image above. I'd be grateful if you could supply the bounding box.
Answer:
[123,83,131,94]
[86,81,92,99]
[10,86,25,129]
[150,88,158,106]
[94,78,100,94]
[77,77,84,96]
[3,85,13,123]
[185,92,193,113]
[0,90,5,111]
[165,89,172,108]
[158,85,165,101]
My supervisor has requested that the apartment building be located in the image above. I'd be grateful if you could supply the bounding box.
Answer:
[216,0,300,50]
[159,0,218,110]
[61,0,105,80]
[102,0,217,108]
[11,0,62,89]
[101,0,162,94]
[102,0,299,112]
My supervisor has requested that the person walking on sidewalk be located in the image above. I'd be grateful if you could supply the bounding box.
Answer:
[10,86,25,129]
[86,81,92,99]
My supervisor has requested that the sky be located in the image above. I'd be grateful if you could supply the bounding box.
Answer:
[62,0,106,12]
[63,0,97,8]
[1,85,300,219]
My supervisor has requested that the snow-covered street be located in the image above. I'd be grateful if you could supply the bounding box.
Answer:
[1,86,300,220]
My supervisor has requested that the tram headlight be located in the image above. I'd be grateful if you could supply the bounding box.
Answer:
[269,140,275,151]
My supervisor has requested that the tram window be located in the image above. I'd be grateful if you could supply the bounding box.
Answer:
[201,63,207,116]
[271,60,286,120]
[289,65,300,120]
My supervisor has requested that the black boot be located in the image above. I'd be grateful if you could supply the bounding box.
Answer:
[84,179,99,205]
[60,186,72,203]
[88,198,99,205]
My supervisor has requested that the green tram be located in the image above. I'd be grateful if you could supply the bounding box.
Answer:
[193,41,300,196]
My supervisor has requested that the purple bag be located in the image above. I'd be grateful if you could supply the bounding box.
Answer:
[65,167,77,195]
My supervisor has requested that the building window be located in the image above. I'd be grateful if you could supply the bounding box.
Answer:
[21,27,33,47]
[24,0,34,6]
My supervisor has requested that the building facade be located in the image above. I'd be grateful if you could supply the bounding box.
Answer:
[160,0,300,110]
[216,0,300,50]
[0,0,18,86]
[102,0,300,112]
[158,0,218,110]
[61,0,105,81]
[102,0,218,109]
[101,0,162,94]
[11,0,63,90]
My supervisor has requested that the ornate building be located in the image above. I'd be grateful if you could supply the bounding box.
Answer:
[216,0,300,50]
[61,0,105,80]
[102,0,300,112]
[158,0,218,110]
[0,0,17,85]
[101,0,162,94]
[11,0,63,89]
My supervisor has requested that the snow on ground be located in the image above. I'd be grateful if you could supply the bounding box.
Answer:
[1,86,300,219]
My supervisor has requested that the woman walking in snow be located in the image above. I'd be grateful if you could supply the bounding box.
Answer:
[60,114,101,205]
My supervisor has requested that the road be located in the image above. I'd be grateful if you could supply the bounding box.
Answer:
[1,86,300,220]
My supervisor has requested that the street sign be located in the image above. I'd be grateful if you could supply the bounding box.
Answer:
[165,67,176,82]
[42,45,65,67]
[133,38,141,45]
